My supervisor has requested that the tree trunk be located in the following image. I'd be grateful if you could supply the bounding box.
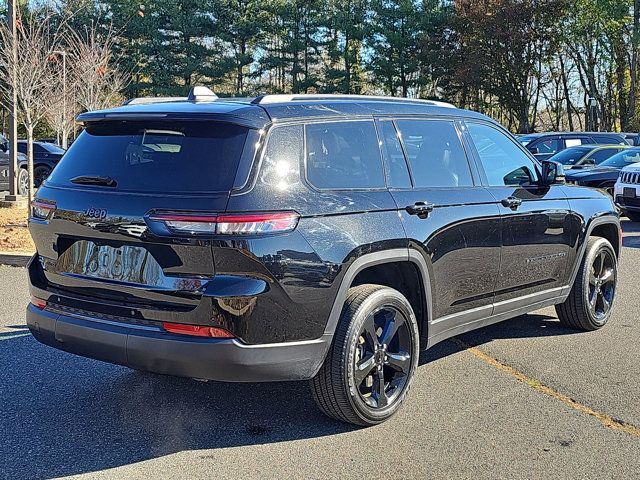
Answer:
[26,124,34,201]
[559,55,574,131]
[629,0,640,127]
[613,29,629,130]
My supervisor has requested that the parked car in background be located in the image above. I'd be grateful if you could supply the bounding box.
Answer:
[0,134,28,194]
[517,132,628,160]
[566,147,640,196]
[548,144,628,170]
[16,140,66,187]
[27,89,622,426]
[614,160,640,221]
[621,133,640,146]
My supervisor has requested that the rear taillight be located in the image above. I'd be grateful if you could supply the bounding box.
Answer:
[162,322,234,338]
[148,211,299,235]
[30,296,47,310]
[30,200,56,220]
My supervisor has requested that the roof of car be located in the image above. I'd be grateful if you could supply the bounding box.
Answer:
[76,93,494,129]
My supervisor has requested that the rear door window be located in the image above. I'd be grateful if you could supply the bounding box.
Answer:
[305,121,385,189]
[395,119,473,188]
[46,121,250,193]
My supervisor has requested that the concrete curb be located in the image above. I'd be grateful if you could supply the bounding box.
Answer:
[0,252,33,267]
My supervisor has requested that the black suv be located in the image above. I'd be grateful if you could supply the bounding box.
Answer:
[27,90,621,426]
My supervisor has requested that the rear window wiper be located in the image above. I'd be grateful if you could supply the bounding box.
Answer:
[70,175,117,187]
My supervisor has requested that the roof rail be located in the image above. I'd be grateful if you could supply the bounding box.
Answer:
[123,96,186,106]
[251,94,456,108]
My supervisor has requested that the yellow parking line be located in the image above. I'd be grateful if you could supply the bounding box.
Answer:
[451,338,640,438]
[0,332,30,341]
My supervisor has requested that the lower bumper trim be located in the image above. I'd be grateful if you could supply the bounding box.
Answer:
[26,304,330,382]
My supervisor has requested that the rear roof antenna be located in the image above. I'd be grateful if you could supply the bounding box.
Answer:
[187,86,218,103]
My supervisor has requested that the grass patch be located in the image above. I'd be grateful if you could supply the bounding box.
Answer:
[0,207,34,253]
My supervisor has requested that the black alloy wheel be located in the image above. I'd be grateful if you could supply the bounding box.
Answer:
[311,284,419,426]
[587,248,616,321]
[353,306,412,409]
[556,236,617,330]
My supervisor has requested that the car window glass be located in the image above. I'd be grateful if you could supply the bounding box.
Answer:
[467,122,539,187]
[47,121,249,193]
[305,121,385,189]
[395,119,472,188]
[549,147,591,165]
[260,125,303,190]
[601,150,640,168]
[42,143,66,154]
[535,138,560,154]
[33,144,47,154]
[589,148,619,164]
[378,120,411,188]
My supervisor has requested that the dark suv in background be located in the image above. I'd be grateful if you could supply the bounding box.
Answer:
[0,134,28,193]
[27,90,621,426]
[17,140,66,188]
[517,132,628,160]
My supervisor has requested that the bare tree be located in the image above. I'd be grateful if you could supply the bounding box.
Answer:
[0,10,62,200]
[66,22,127,112]
[44,52,76,149]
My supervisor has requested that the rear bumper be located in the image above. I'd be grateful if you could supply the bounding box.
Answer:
[26,304,330,382]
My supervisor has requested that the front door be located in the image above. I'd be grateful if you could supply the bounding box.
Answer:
[465,121,573,313]
[378,118,502,324]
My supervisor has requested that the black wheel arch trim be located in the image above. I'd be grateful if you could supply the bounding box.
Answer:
[322,248,433,342]
[564,213,620,298]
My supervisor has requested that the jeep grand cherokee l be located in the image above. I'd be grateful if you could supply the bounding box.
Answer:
[27,89,621,426]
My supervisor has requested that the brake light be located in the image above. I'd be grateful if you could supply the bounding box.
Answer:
[30,200,56,220]
[149,211,299,235]
[30,296,47,310]
[162,322,234,338]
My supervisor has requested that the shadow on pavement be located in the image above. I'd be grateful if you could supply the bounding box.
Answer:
[1,312,575,479]
[621,219,640,249]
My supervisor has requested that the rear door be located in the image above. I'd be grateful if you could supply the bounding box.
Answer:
[29,120,255,324]
[465,121,573,312]
[379,117,501,326]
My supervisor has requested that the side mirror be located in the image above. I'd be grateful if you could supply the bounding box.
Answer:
[528,146,539,155]
[0,142,7,153]
[540,160,565,185]
[582,158,596,166]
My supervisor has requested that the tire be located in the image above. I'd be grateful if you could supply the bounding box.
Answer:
[33,165,51,188]
[555,237,617,331]
[625,211,640,222]
[311,284,420,426]
[17,168,29,197]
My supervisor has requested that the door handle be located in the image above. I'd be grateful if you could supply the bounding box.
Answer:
[501,197,522,209]
[405,202,435,218]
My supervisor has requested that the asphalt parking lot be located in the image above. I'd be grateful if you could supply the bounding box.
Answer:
[1,222,640,479]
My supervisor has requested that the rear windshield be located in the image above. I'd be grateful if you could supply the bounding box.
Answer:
[46,121,250,193]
